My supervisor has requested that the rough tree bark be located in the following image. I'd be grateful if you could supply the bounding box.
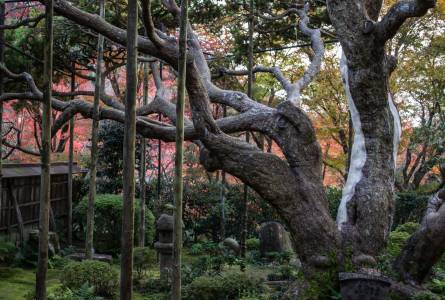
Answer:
[326,0,434,259]
[36,0,53,299]
[86,0,105,259]
[120,0,138,298]
[172,0,188,297]
[1,0,439,282]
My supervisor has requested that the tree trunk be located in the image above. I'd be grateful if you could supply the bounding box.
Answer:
[86,0,105,259]
[328,1,399,258]
[240,0,254,272]
[219,170,226,241]
[172,0,188,298]
[0,2,4,244]
[67,68,75,246]
[139,62,149,247]
[120,0,137,298]
[36,1,53,298]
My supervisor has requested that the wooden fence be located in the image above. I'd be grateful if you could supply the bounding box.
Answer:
[0,163,84,238]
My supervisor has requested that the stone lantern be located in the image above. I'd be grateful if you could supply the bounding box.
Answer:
[154,214,174,281]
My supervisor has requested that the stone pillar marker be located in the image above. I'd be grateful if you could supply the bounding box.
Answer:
[154,214,174,281]
[259,221,293,257]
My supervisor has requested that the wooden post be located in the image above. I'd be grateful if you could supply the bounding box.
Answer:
[67,67,75,246]
[139,62,149,247]
[120,0,138,298]
[157,62,163,202]
[172,0,188,298]
[0,0,5,242]
[36,0,54,298]
[240,0,254,272]
[86,0,106,259]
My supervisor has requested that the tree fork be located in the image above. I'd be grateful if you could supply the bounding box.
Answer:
[36,0,53,298]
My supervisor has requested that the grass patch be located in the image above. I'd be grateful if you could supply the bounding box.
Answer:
[0,267,61,300]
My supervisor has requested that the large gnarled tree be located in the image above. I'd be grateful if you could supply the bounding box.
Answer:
[0,0,442,289]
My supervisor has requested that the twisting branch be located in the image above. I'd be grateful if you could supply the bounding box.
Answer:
[216,2,323,106]
[140,0,165,47]
[376,0,436,42]
[256,7,299,21]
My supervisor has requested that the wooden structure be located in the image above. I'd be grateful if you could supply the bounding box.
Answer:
[0,162,83,239]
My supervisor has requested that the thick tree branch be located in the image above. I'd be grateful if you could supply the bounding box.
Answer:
[376,0,436,42]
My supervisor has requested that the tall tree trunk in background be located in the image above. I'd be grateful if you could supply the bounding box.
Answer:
[120,0,137,298]
[220,170,226,240]
[157,63,163,203]
[139,62,149,247]
[67,67,75,246]
[172,0,188,298]
[0,2,5,240]
[86,0,105,259]
[240,0,254,272]
[36,1,53,298]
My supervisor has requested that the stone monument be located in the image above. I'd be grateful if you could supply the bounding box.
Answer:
[154,214,174,281]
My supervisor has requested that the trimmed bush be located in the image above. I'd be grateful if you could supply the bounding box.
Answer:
[61,260,119,299]
[0,239,16,266]
[74,194,155,254]
[246,238,260,251]
[133,247,156,279]
[184,270,264,300]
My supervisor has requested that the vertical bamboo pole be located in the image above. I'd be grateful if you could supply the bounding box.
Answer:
[36,0,54,298]
[86,0,106,259]
[139,62,149,247]
[220,106,227,241]
[172,0,188,298]
[67,66,75,246]
[0,1,5,242]
[240,0,254,272]
[157,63,163,202]
[120,0,138,298]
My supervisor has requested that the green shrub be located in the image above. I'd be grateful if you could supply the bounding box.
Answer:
[74,194,155,254]
[378,222,419,276]
[246,238,260,251]
[413,291,442,300]
[0,239,16,266]
[136,277,170,294]
[190,243,204,256]
[265,251,293,264]
[49,255,71,269]
[267,265,299,281]
[61,260,119,299]
[326,186,342,218]
[48,283,104,300]
[393,192,429,228]
[184,270,264,300]
[133,247,156,279]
